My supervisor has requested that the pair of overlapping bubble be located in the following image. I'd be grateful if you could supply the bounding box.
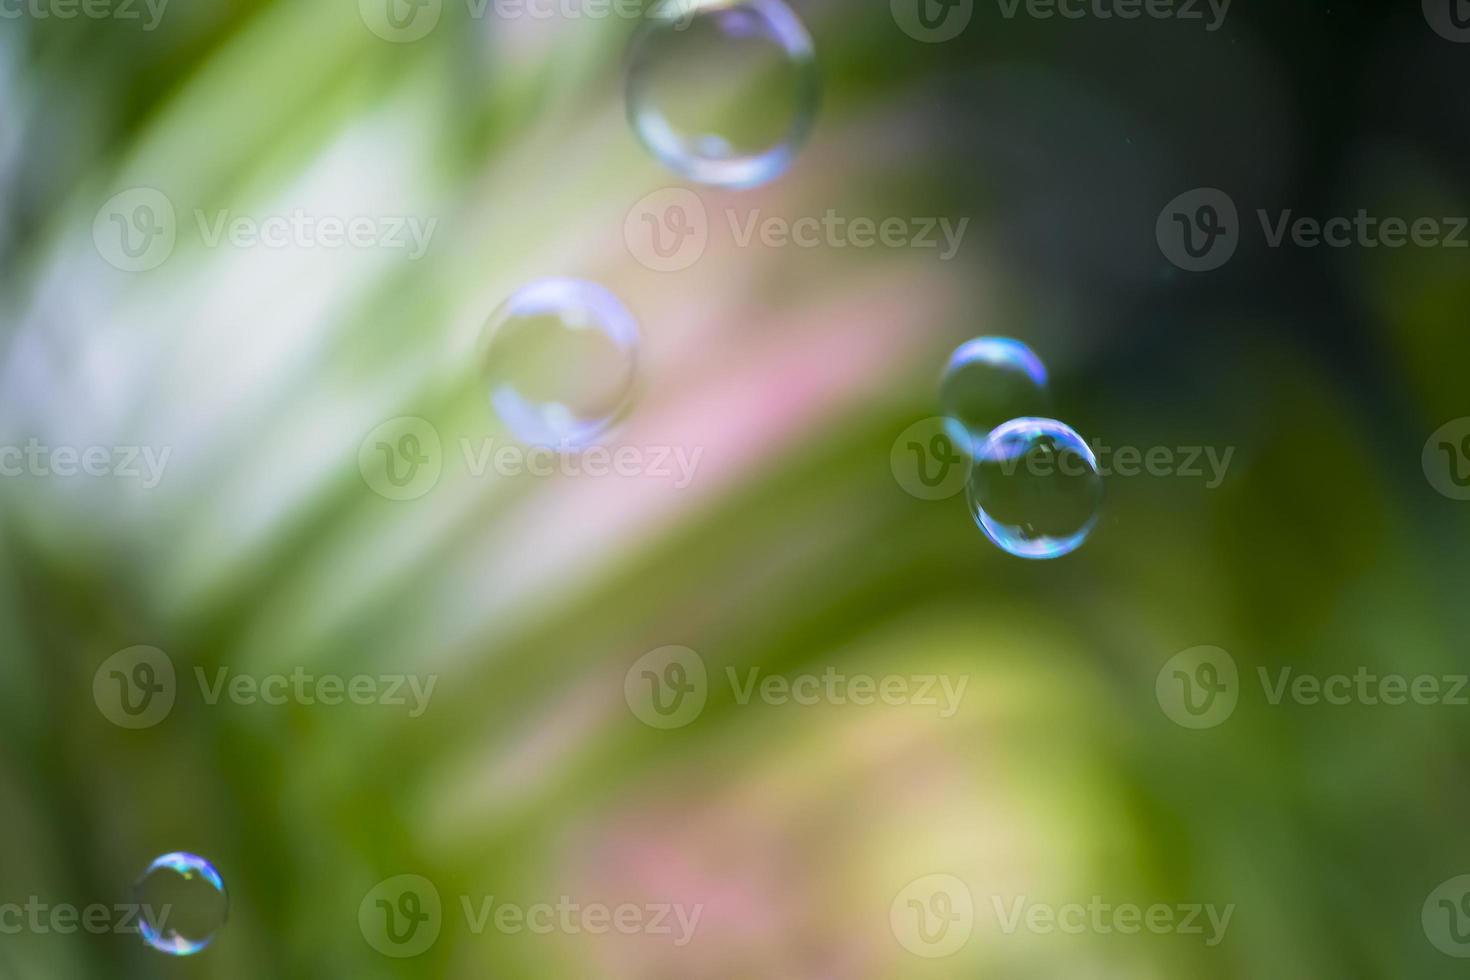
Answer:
[939,338,1103,559]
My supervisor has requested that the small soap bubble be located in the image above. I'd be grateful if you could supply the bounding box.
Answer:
[939,337,1050,454]
[625,0,819,189]
[132,852,228,956]
[481,278,640,449]
[967,417,1102,560]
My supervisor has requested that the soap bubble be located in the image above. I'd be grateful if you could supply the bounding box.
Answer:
[967,417,1101,559]
[133,852,228,956]
[625,0,819,188]
[939,337,1050,454]
[481,278,640,449]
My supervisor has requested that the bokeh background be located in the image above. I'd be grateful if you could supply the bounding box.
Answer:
[3,0,1470,976]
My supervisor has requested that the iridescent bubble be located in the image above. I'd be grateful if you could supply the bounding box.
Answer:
[132,852,228,956]
[967,417,1102,560]
[481,279,640,449]
[625,0,819,189]
[939,337,1050,455]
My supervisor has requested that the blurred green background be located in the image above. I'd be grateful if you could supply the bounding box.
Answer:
[2,0,1470,976]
